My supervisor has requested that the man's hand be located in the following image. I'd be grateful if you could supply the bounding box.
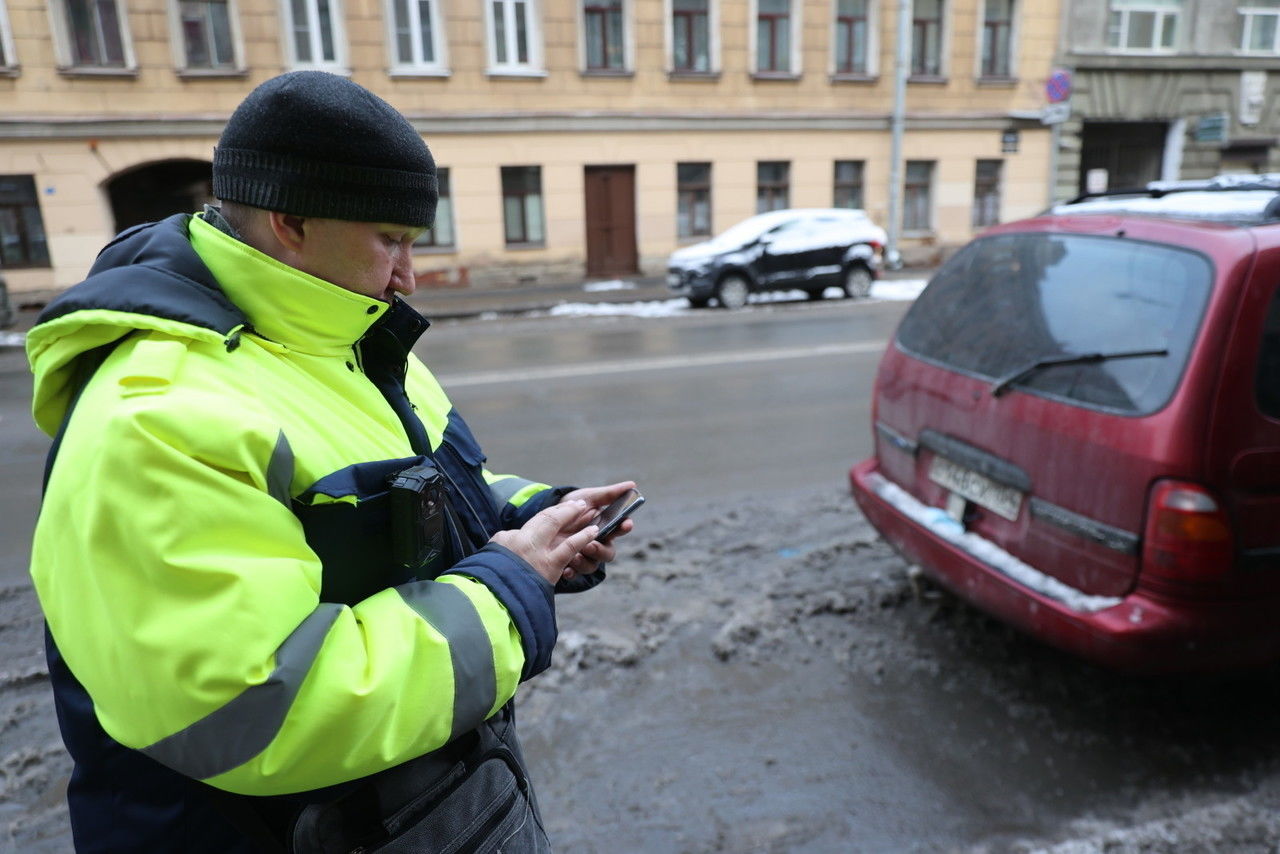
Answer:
[559,481,638,580]
[490,500,599,585]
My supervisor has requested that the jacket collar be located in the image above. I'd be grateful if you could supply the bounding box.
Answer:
[188,213,398,356]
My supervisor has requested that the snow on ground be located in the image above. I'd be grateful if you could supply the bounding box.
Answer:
[0,332,24,349]
[547,299,693,319]
[581,279,637,292]
[870,277,928,301]
[544,278,928,319]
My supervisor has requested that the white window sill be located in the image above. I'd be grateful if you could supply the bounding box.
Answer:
[486,67,548,78]
[56,65,137,78]
[389,67,451,78]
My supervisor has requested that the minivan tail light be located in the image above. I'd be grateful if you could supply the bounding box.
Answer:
[1141,480,1233,583]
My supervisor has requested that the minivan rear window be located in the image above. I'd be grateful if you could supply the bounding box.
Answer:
[897,232,1212,415]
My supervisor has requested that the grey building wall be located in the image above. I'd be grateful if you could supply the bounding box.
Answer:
[1054,0,1280,200]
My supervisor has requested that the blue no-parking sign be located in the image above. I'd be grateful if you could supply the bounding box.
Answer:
[1046,69,1072,104]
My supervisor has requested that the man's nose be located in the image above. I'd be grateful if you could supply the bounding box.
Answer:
[392,245,417,292]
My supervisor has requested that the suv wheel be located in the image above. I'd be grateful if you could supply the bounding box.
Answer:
[841,264,873,299]
[715,275,750,310]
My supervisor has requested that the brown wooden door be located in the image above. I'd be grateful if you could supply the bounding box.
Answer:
[584,165,638,278]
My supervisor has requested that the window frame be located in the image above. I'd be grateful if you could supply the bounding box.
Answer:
[486,0,544,75]
[168,0,244,75]
[1106,0,1181,53]
[0,175,52,270]
[750,0,802,77]
[500,165,546,247]
[280,0,348,71]
[579,0,631,73]
[972,159,1002,228]
[48,0,138,73]
[903,159,935,233]
[0,0,18,71]
[833,159,865,210]
[677,161,713,239]
[977,0,1016,80]
[415,166,455,250]
[1239,3,1280,53]
[386,0,449,76]
[910,0,946,79]
[667,0,717,75]
[756,160,791,213]
[832,0,875,78]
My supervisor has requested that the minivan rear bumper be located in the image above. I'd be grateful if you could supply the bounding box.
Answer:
[850,458,1280,674]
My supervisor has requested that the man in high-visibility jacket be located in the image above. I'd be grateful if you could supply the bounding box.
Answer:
[28,71,635,852]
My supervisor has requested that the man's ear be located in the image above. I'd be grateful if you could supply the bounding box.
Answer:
[265,211,308,253]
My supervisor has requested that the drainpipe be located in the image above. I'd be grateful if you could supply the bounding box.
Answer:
[885,0,911,271]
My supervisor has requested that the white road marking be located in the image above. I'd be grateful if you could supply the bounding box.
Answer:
[438,340,888,388]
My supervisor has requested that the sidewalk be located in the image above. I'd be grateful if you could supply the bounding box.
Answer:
[3,265,935,340]
[404,263,934,321]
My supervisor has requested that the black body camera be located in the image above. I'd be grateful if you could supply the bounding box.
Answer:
[388,462,449,576]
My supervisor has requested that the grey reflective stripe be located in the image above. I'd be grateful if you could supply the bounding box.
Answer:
[399,581,497,740]
[488,475,538,506]
[266,430,294,506]
[140,604,342,780]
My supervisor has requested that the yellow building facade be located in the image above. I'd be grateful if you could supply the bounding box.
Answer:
[0,0,1061,296]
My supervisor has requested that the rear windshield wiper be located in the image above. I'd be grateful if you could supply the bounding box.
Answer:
[991,348,1169,398]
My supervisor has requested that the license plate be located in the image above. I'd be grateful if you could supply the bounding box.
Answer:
[928,456,1023,522]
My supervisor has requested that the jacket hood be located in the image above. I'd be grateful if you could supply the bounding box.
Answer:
[26,214,248,437]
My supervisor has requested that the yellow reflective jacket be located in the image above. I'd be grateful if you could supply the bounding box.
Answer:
[28,213,565,805]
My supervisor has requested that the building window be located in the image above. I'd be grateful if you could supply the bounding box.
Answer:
[834,160,864,209]
[584,0,625,71]
[284,0,344,68]
[1107,0,1180,52]
[1240,1,1280,53]
[389,0,445,71]
[415,167,454,248]
[62,0,129,67]
[176,0,236,70]
[0,0,17,68]
[972,160,1002,227]
[677,162,712,238]
[903,160,934,232]
[756,161,790,213]
[672,0,710,72]
[501,166,544,245]
[980,0,1013,78]
[756,0,793,73]
[911,0,945,76]
[487,0,541,73]
[834,0,869,75]
[0,176,51,269]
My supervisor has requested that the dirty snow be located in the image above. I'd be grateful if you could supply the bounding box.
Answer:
[6,488,1280,852]
[0,333,24,349]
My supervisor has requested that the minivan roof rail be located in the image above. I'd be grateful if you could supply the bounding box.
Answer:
[1051,173,1280,225]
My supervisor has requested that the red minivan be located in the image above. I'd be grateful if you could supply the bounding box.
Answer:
[850,180,1280,673]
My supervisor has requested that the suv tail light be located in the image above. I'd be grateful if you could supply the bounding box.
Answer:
[1141,479,1233,584]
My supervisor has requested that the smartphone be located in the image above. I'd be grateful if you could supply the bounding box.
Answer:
[593,488,645,541]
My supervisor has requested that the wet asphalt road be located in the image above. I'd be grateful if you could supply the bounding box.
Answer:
[0,296,907,585]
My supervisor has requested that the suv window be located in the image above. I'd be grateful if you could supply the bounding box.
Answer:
[897,232,1212,415]
[1257,283,1280,419]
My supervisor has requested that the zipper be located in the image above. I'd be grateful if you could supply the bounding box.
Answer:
[435,443,491,548]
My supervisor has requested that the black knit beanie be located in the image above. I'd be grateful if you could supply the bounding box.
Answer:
[212,71,437,227]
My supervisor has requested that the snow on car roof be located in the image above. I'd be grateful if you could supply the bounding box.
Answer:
[1052,174,1280,226]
